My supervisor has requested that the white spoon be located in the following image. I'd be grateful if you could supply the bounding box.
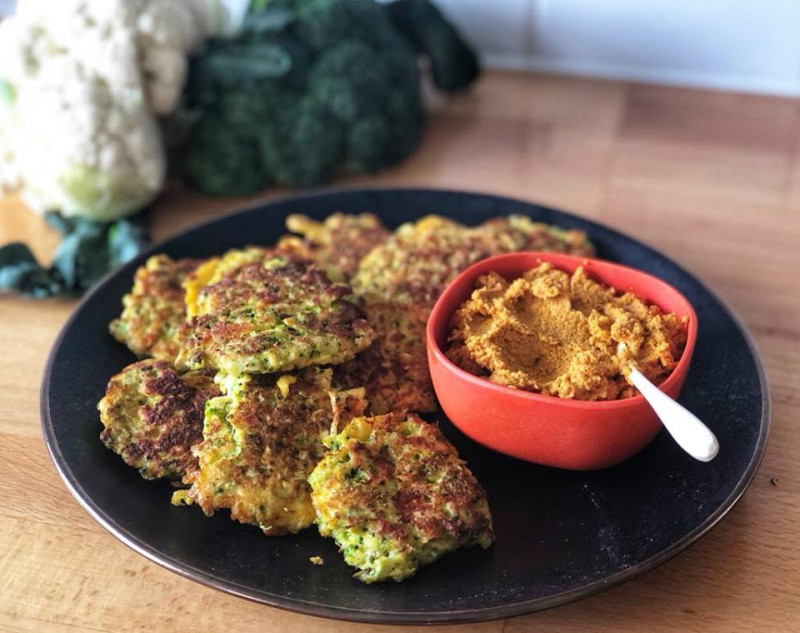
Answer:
[627,365,719,462]
[616,341,718,462]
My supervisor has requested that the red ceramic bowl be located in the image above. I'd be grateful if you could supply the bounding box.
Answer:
[426,252,698,470]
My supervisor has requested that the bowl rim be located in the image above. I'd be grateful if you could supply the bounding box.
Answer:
[426,251,699,411]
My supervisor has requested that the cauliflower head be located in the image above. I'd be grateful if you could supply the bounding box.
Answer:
[0,0,212,221]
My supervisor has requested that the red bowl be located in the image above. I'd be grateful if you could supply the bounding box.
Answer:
[426,252,698,470]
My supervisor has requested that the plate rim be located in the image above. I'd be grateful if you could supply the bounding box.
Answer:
[40,186,772,625]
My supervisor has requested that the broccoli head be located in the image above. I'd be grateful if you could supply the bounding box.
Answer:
[180,0,478,195]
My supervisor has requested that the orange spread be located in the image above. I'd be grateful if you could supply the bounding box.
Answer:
[446,263,687,400]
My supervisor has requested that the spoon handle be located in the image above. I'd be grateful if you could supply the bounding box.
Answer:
[628,367,719,462]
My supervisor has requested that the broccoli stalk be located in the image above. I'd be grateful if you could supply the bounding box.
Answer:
[386,0,480,92]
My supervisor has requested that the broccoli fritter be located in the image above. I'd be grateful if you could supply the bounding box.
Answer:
[335,301,435,414]
[173,368,368,535]
[338,215,595,412]
[109,255,204,367]
[179,248,375,375]
[277,212,390,282]
[98,360,219,480]
[182,246,269,319]
[352,214,595,305]
[308,412,494,583]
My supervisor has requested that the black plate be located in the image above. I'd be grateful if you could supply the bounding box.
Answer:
[41,189,769,624]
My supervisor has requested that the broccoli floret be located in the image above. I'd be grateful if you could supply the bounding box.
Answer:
[179,0,478,196]
[258,97,345,186]
[346,116,391,170]
[0,243,59,298]
[308,41,389,122]
[183,115,266,196]
[219,89,269,133]
[219,81,296,133]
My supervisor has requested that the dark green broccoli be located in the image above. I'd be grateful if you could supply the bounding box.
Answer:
[387,0,480,91]
[180,0,478,196]
[308,41,391,123]
[259,97,345,185]
[183,114,265,196]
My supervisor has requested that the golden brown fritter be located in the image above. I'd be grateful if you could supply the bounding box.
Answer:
[109,255,204,367]
[477,215,594,256]
[173,368,368,536]
[182,247,270,320]
[98,360,219,480]
[352,214,594,305]
[335,301,436,414]
[338,215,595,413]
[178,248,375,375]
[277,213,391,282]
[308,412,494,583]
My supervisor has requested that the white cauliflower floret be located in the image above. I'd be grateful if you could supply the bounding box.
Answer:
[12,0,207,115]
[0,0,221,220]
[8,56,165,221]
[138,0,209,114]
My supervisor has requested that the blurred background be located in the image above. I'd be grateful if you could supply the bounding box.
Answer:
[437,0,800,96]
[4,0,800,95]
[1,0,799,299]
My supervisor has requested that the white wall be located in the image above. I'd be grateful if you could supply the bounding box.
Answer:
[4,0,797,96]
[437,0,800,96]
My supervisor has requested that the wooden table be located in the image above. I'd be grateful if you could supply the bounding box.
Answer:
[2,71,798,633]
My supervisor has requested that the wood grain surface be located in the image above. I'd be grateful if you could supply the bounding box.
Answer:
[1,72,798,633]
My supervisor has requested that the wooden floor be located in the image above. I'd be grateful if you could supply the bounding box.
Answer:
[1,71,799,633]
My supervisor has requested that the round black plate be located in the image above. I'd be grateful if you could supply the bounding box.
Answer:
[41,189,769,624]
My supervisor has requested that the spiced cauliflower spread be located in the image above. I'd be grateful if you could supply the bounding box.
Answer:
[447,263,687,400]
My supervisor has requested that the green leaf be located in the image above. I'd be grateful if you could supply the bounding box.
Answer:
[0,211,151,298]
[243,7,295,34]
[0,243,59,298]
[51,229,110,291]
[44,212,77,235]
[202,42,293,83]
[108,218,149,267]
[249,0,271,12]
